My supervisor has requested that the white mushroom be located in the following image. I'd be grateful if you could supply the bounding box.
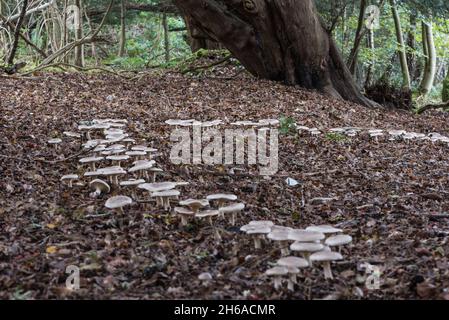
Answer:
[174,206,195,226]
[218,202,245,225]
[48,138,62,149]
[246,226,271,249]
[128,160,155,179]
[105,195,133,214]
[306,225,342,236]
[106,154,129,166]
[120,179,145,199]
[196,209,221,241]
[206,193,237,208]
[60,174,79,188]
[79,156,104,171]
[325,234,352,252]
[276,256,309,290]
[267,230,291,256]
[89,179,110,198]
[290,242,324,266]
[309,251,343,280]
[265,266,288,290]
[98,166,127,185]
[179,198,209,214]
[152,189,180,210]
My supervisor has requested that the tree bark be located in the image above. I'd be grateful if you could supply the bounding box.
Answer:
[181,12,221,52]
[74,0,84,67]
[118,0,126,57]
[162,13,170,62]
[173,0,376,108]
[6,0,29,65]
[347,0,367,76]
[390,0,411,90]
[420,22,436,95]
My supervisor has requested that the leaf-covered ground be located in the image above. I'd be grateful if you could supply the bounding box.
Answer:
[1,70,449,300]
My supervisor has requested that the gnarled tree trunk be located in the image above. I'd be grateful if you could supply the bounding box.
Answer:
[174,0,376,107]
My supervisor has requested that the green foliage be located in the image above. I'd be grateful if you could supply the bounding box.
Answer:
[325,133,347,142]
[443,74,449,102]
[279,116,296,135]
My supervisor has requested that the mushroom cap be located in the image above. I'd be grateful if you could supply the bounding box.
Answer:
[271,225,293,233]
[128,160,156,172]
[218,202,245,213]
[105,144,126,151]
[306,225,342,234]
[325,234,353,247]
[63,131,81,138]
[98,167,127,176]
[106,155,130,161]
[288,230,325,242]
[104,128,124,135]
[152,189,180,197]
[105,195,133,209]
[179,198,209,207]
[61,174,79,181]
[173,181,189,186]
[206,193,238,201]
[138,182,176,192]
[310,251,343,262]
[89,179,110,192]
[290,242,324,252]
[265,266,289,276]
[245,226,271,235]
[126,150,147,157]
[267,230,290,241]
[195,210,220,218]
[101,149,126,156]
[174,207,195,215]
[277,256,309,268]
[79,156,104,164]
[249,220,274,227]
[198,272,213,280]
[84,171,101,177]
[120,179,145,186]
[48,138,62,144]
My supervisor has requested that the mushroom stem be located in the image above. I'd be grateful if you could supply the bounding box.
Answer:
[68,180,73,188]
[214,228,221,242]
[180,215,188,226]
[280,241,289,256]
[290,273,297,284]
[322,262,333,280]
[231,212,236,226]
[274,277,282,290]
[287,279,294,291]
[303,253,312,267]
[253,236,262,249]
[90,163,95,171]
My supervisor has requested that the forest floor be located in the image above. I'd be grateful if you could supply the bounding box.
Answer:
[1,67,449,300]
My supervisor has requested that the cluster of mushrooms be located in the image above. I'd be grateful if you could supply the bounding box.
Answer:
[57,119,246,230]
[240,221,352,291]
[297,125,449,144]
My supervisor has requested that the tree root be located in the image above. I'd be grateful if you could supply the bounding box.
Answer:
[416,101,449,114]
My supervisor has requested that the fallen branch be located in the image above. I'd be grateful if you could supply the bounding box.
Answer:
[181,55,232,74]
[416,101,449,114]
[2,0,55,24]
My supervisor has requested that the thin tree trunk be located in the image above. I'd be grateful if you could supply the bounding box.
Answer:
[390,0,411,90]
[407,13,418,81]
[74,0,84,67]
[364,28,375,88]
[62,0,68,63]
[6,0,28,65]
[420,21,436,95]
[347,0,367,75]
[162,13,170,63]
[118,0,126,56]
